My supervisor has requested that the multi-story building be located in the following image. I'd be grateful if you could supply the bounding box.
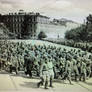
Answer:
[0,10,79,39]
[0,10,50,39]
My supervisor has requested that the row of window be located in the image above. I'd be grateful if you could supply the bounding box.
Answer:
[37,17,50,24]
[4,16,37,23]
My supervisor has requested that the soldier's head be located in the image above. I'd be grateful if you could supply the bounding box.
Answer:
[45,58,48,64]
[88,55,92,60]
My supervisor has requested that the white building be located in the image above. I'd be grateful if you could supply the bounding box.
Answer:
[36,15,80,39]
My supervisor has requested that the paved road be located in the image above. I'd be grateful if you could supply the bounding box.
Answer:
[0,71,92,92]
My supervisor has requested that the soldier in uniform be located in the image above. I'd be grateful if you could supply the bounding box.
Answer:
[10,54,19,74]
[77,58,82,81]
[59,58,66,78]
[37,57,49,89]
[63,56,72,84]
[86,59,91,78]
[80,59,87,82]
[24,54,33,77]
[37,59,44,88]
[47,57,54,87]
[72,58,79,81]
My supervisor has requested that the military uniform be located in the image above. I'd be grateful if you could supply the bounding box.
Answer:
[80,61,86,82]
[86,60,91,78]
[77,60,81,81]
[47,58,54,87]
[24,55,33,77]
[65,60,72,84]
[38,59,49,89]
[10,55,19,74]
[72,59,79,81]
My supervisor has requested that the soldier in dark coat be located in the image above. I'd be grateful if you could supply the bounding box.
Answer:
[24,54,34,77]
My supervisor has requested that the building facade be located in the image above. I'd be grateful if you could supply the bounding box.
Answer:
[0,11,50,39]
[0,10,79,39]
[36,18,79,39]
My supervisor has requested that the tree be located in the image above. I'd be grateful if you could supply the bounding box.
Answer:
[65,14,92,42]
[38,31,47,40]
[65,25,88,42]
[86,14,92,41]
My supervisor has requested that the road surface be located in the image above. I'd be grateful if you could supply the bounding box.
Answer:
[0,71,92,92]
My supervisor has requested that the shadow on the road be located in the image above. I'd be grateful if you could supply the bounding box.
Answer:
[84,82,92,86]
[20,81,38,88]
[10,74,21,77]
[0,71,9,74]
[53,79,67,84]
[19,73,40,80]
[9,72,29,78]
[10,72,40,79]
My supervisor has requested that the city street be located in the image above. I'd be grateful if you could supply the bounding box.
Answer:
[0,71,92,92]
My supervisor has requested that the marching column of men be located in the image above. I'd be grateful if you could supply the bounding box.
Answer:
[0,41,92,89]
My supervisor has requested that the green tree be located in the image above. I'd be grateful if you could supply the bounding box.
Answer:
[38,31,47,40]
[65,14,92,42]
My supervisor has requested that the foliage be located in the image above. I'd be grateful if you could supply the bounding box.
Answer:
[38,31,47,40]
[65,14,92,42]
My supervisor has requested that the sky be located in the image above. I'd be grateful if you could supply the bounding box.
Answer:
[0,0,92,23]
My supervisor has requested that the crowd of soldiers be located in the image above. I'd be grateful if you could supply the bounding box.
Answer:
[0,40,92,89]
[63,41,92,53]
[45,39,92,53]
[57,40,92,53]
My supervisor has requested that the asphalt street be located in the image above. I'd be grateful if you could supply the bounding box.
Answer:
[0,71,92,92]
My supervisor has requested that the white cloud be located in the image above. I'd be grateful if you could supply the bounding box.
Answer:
[48,0,72,9]
[0,2,13,14]
[0,0,92,23]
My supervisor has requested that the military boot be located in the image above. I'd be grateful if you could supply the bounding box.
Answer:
[44,81,48,89]
[49,77,54,88]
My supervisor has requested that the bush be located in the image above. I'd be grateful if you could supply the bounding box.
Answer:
[65,14,92,42]
[38,31,47,40]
